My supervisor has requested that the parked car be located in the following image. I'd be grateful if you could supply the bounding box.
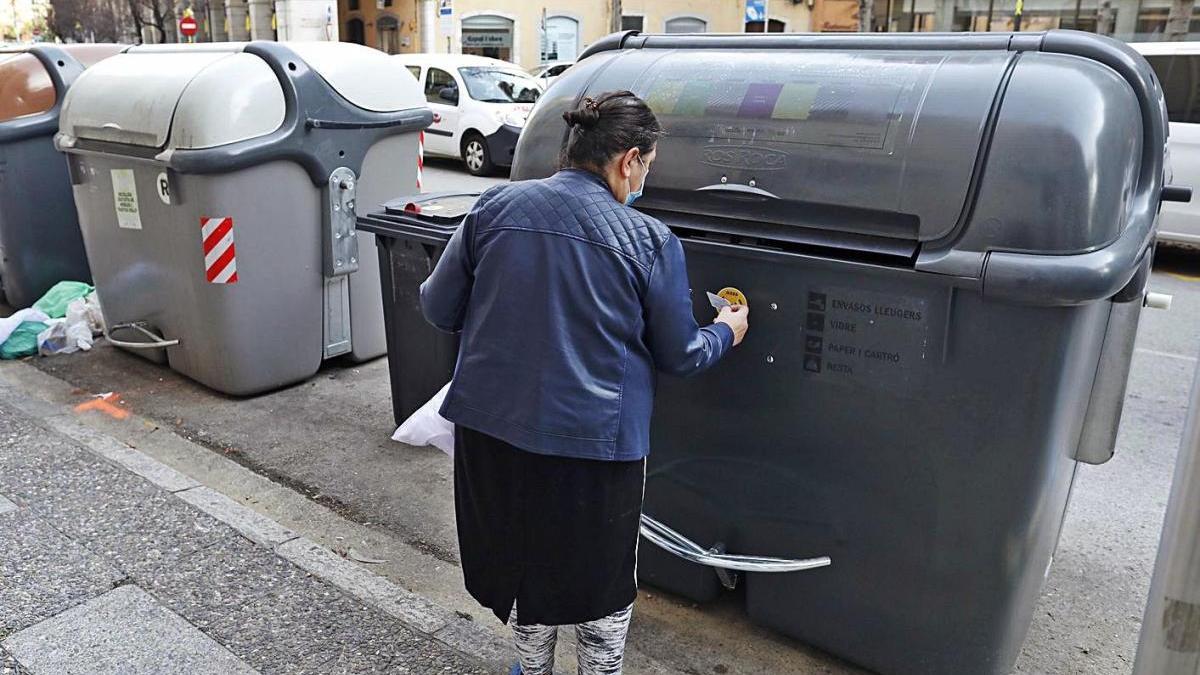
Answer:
[530,61,573,90]
[397,53,541,176]
[1133,41,1200,247]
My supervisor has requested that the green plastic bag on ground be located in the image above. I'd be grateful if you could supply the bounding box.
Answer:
[1,321,48,359]
[33,281,94,319]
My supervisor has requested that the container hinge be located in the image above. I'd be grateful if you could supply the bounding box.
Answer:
[322,167,358,359]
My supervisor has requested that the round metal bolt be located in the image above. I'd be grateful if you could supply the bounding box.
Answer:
[770,303,778,310]
[720,175,728,184]
[749,179,757,188]
[333,204,340,212]
[335,232,342,239]
[350,257,357,264]
[336,259,343,267]
[766,355,775,364]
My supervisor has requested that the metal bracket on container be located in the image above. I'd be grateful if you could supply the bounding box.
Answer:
[321,167,358,359]
[325,167,359,277]
[104,322,179,350]
[639,514,832,588]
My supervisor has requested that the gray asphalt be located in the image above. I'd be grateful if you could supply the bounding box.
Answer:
[9,160,1200,674]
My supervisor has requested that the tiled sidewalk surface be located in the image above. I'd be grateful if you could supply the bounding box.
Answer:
[0,400,499,674]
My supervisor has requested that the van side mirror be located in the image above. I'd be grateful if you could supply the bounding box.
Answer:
[439,87,459,105]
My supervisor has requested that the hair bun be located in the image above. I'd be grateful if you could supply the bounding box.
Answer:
[562,101,601,130]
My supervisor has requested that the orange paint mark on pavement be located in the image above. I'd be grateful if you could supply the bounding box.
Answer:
[74,392,130,420]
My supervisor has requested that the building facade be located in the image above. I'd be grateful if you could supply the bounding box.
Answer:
[337,0,813,68]
[337,0,1200,65]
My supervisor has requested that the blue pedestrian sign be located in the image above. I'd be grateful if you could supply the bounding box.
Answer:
[745,0,766,22]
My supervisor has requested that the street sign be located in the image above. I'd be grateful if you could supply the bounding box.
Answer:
[438,0,452,33]
[745,0,766,22]
[179,15,198,36]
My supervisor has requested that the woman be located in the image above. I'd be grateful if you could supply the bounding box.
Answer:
[420,91,749,675]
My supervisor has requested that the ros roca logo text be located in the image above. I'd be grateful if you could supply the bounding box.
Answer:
[701,145,788,170]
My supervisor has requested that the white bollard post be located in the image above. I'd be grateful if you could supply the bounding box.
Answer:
[1134,352,1200,673]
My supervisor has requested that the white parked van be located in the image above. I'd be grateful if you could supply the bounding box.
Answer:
[1133,42,1200,247]
[397,53,542,176]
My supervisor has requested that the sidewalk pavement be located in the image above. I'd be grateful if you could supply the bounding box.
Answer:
[0,394,508,674]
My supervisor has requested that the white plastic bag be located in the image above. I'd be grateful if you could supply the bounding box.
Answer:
[0,308,49,345]
[37,294,104,356]
[392,382,454,457]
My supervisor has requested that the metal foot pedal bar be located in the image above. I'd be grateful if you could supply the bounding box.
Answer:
[639,513,832,581]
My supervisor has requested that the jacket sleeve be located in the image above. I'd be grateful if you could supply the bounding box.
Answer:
[643,234,735,377]
[419,207,478,334]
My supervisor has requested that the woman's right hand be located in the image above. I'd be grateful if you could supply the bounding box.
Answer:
[715,305,749,347]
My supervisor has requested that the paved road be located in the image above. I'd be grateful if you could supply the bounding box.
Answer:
[7,160,1200,674]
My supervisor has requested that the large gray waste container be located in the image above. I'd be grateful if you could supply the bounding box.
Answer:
[513,30,1179,675]
[0,44,122,308]
[56,42,431,395]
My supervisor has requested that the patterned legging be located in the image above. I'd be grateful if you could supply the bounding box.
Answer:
[509,603,634,675]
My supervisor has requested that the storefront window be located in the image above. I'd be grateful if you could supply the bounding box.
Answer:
[462,14,514,62]
[542,16,579,62]
[951,0,1103,32]
[622,15,644,31]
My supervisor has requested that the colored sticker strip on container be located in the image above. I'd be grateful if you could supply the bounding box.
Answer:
[200,217,239,284]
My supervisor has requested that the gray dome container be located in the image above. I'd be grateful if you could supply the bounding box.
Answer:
[57,41,431,396]
[514,30,1179,675]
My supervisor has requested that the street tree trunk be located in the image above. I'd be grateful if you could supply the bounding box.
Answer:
[1167,0,1196,40]
[126,0,145,42]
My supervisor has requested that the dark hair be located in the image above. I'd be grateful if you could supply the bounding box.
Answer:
[560,91,662,171]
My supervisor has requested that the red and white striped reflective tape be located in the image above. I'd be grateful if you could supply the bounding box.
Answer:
[200,216,239,284]
[416,130,424,191]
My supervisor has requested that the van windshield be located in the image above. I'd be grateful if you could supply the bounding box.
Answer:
[459,67,541,103]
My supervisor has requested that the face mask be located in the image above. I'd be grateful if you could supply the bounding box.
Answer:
[624,156,649,206]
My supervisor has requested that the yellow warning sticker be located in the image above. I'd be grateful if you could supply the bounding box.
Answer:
[717,287,748,306]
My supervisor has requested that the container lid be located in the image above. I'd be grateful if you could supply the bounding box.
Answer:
[287,42,424,112]
[358,192,481,239]
[383,193,481,224]
[61,48,282,149]
[59,42,426,151]
[0,52,54,123]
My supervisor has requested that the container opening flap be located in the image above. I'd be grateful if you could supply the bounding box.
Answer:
[619,49,1012,243]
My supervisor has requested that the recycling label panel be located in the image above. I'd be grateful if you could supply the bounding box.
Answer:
[802,286,931,388]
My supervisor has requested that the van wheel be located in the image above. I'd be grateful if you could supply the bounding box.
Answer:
[462,133,494,177]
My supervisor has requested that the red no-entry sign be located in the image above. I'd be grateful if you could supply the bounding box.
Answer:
[179,16,198,37]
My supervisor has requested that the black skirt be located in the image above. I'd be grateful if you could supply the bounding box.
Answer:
[453,425,645,626]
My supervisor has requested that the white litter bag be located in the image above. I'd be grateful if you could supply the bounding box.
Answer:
[37,294,105,356]
[392,382,454,457]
